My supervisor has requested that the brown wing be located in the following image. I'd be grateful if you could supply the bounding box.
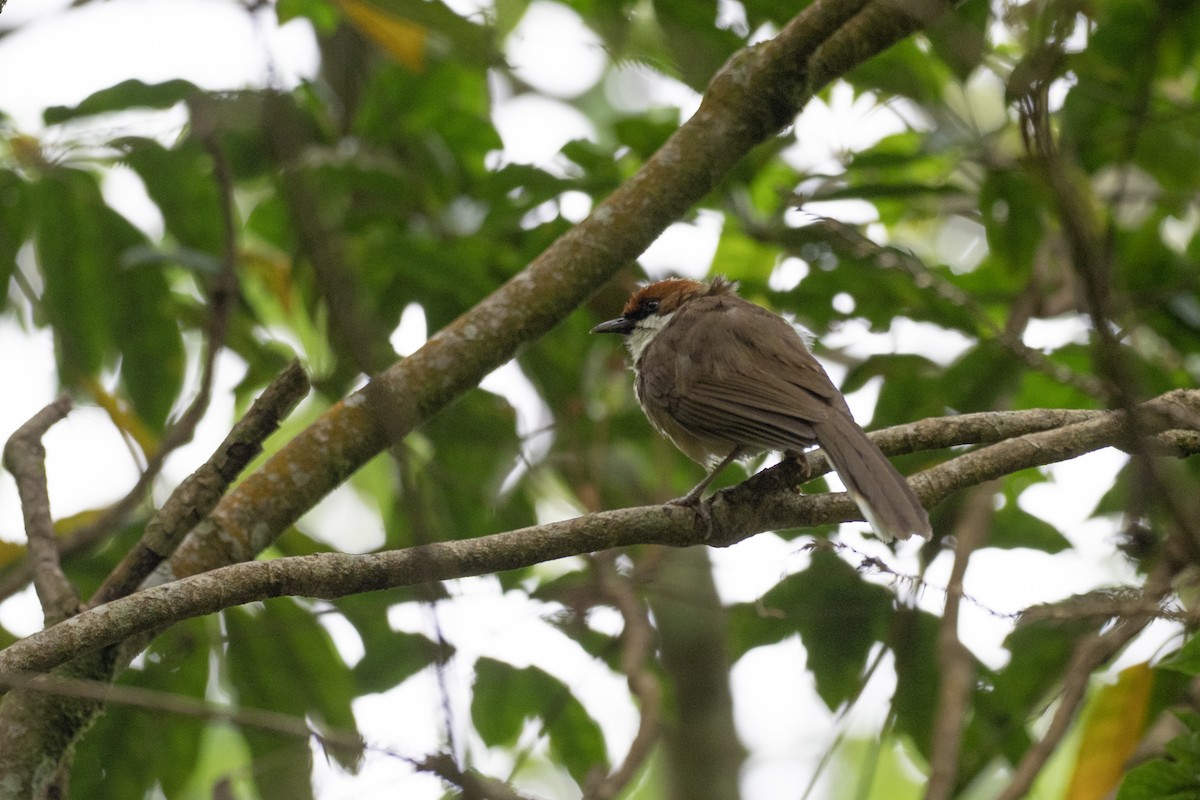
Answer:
[639,287,932,540]
[639,292,843,453]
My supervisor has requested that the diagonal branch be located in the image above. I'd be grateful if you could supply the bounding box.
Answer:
[0,669,364,754]
[3,389,1196,679]
[88,362,310,607]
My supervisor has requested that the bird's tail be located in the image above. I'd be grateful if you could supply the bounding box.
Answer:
[812,411,931,542]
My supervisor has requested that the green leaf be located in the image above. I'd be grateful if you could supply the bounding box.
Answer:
[1159,632,1200,676]
[110,238,186,432]
[278,0,340,31]
[350,0,498,67]
[729,548,893,709]
[847,39,949,104]
[33,170,120,381]
[614,113,681,161]
[942,341,1023,413]
[979,614,1106,768]
[1013,344,1098,412]
[711,227,778,283]
[0,168,27,296]
[29,167,185,428]
[43,78,200,124]
[845,353,946,431]
[980,168,1046,273]
[1135,124,1200,191]
[417,389,535,542]
[354,629,447,694]
[925,0,989,80]
[117,137,226,253]
[1117,725,1200,800]
[889,606,942,754]
[225,601,363,800]
[471,657,608,785]
[987,476,1072,553]
[334,592,451,694]
[654,0,745,90]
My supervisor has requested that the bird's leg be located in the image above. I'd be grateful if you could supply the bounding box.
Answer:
[671,446,744,507]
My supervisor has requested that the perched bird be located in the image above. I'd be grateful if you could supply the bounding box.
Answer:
[592,276,931,542]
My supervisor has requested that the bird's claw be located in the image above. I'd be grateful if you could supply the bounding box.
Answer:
[667,493,714,539]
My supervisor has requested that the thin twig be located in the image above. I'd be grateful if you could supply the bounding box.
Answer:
[417,753,540,800]
[263,90,397,378]
[1024,16,1200,562]
[2,395,79,625]
[0,669,363,753]
[584,555,662,800]
[924,483,995,800]
[1018,589,1195,626]
[995,560,1176,800]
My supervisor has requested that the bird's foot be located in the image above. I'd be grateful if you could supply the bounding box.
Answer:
[667,491,714,539]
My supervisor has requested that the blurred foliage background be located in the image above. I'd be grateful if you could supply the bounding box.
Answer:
[2,0,1200,798]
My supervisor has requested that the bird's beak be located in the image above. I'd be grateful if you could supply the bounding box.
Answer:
[591,316,634,335]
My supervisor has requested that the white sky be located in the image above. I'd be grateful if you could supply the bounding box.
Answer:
[0,2,1158,799]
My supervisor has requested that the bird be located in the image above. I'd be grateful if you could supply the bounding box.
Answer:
[591,276,932,542]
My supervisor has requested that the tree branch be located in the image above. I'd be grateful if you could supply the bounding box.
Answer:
[2,395,79,625]
[89,361,310,607]
[3,390,1196,679]
[0,2,963,784]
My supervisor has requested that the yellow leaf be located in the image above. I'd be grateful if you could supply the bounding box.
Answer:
[54,507,110,535]
[0,540,26,569]
[9,134,49,171]
[336,0,427,71]
[84,376,159,456]
[1065,662,1154,800]
[0,509,111,562]
[242,248,294,313]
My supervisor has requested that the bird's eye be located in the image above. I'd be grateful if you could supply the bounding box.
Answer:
[644,299,660,312]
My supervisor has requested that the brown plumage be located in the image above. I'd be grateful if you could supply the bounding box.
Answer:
[593,276,931,542]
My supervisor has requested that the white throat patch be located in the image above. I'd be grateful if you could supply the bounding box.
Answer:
[626,311,673,362]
